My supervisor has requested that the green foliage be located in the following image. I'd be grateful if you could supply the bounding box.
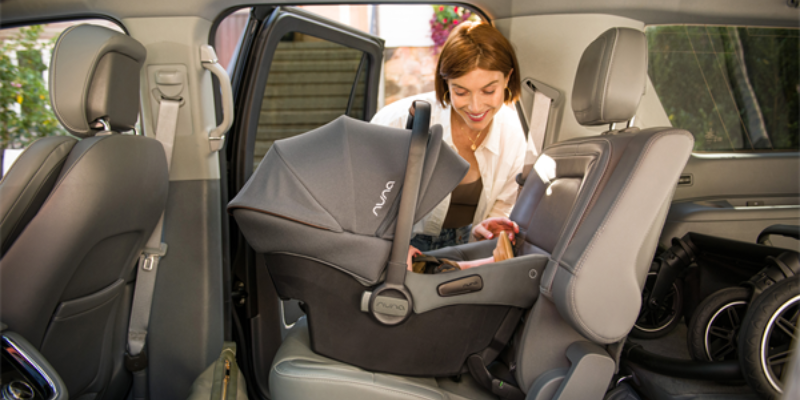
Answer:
[646,25,799,152]
[0,25,66,150]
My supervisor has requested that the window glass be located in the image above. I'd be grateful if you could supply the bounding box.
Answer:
[0,20,124,175]
[213,8,251,71]
[254,32,370,168]
[646,25,799,152]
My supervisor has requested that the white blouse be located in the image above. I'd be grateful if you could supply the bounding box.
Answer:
[371,91,526,239]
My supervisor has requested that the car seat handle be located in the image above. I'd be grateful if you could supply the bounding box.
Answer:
[368,100,430,325]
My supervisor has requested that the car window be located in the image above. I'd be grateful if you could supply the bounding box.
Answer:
[0,20,125,176]
[646,25,799,152]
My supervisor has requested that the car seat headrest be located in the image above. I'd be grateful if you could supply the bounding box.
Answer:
[571,27,647,126]
[49,24,146,138]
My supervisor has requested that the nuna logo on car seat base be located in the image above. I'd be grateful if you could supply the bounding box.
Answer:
[372,181,395,216]
[372,295,408,317]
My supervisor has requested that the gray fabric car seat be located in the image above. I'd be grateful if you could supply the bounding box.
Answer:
[265,27,694,400]
[0,24,168,400]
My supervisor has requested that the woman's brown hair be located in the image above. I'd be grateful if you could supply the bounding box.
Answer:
[435,21,521,107]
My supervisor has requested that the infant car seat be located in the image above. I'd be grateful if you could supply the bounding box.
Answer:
[230,102,535,376]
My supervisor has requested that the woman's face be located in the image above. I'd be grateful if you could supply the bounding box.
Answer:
[447,68,510,132]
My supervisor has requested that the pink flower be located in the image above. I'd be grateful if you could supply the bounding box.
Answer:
[443,18,447,23]
[454,6,459,12]
[439,6,444,11]
[453,19,459,24]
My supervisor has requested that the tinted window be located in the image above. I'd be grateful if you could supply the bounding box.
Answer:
[646,26,799,152]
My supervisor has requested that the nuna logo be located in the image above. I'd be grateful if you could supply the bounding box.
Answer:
[376,301,405,311]
[372,181,395,216]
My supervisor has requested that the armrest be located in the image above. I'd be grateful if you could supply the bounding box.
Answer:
[405,253,549,313]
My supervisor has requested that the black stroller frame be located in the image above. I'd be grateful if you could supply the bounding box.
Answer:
[624,225,800,399]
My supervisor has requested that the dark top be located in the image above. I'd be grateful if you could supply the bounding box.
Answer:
[442,178,483,229]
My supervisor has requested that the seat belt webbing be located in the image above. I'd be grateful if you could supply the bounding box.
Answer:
[126,97,180,400]
[520,90,552,182]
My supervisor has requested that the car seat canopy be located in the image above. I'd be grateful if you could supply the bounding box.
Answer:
[229,115,468,240]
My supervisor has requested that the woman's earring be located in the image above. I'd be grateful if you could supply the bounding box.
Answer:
[505,87,512,101]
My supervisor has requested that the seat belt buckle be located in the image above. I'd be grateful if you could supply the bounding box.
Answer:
[125,351,148,372]
[140,243,168,271]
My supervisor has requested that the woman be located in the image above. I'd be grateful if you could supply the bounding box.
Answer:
[372,21,526,251]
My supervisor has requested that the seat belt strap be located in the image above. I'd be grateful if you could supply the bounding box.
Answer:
[519,89,552,183]
[126,97,180,400]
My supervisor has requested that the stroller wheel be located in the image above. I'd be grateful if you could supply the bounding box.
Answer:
[738,277,799,400]
[688,286,751,362]
[631,272,683,339]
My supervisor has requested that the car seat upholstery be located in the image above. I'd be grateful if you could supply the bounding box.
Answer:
[266,27,693,400]
[513,27,693,397]
[0,136,77,253]
[0,25,169,400]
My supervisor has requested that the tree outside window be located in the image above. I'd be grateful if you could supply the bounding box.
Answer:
[0,25,67,170]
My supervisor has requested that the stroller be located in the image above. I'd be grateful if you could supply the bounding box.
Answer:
[624,226,799,399]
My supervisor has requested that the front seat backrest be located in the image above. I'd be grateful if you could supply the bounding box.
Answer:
[510,26,649,260]
[514,27,694,393]
[0,136,77,254]
[0,24,169,399]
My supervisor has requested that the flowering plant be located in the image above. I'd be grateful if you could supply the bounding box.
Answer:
[0,25,65,157]
[429,5,476,53]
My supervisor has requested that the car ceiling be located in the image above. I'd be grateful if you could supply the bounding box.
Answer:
[1,0,798,27]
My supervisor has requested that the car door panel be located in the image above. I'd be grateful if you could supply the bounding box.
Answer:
[661,154,800,250]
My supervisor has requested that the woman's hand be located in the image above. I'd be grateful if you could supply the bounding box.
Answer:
[472,217,519,242]
[407,245,422,271]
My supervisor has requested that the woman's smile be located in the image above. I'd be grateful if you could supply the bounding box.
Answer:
[448,68,510,133]
[465,110,489,122]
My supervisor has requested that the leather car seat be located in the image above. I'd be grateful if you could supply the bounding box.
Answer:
[0,24,169,400]
[264,27,694,400]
